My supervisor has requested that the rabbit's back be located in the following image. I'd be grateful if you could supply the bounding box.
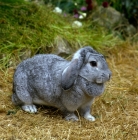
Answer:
[16,54,67,71]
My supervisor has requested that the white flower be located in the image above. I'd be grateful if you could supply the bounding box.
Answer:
[53,7,62,14]
[72,21,82,28]
[79,15,84,19]
[79,13,87,19]
[82,13,87,17]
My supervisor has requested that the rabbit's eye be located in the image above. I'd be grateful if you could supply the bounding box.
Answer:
[90,61,97,67]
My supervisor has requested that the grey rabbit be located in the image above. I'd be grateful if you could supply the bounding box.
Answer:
[12,46,111,121]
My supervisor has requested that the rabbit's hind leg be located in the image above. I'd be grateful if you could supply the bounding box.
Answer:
[22,104,37,113]
[12,92,37,113]
[12,93,23,105]
[18,91,37,113]
[13,73,37,113]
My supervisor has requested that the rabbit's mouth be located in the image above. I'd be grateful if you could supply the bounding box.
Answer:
[79,73,110,84]
[96,78,103,84]
[96,74,111,84]
[79,75,104,84]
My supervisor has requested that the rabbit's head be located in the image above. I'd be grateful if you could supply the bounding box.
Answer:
[61,46,111,90]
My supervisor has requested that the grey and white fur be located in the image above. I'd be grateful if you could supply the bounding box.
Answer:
[12,46,111,121]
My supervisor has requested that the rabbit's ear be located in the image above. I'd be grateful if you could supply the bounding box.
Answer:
[61,59,79,90]
[61,46,97,90]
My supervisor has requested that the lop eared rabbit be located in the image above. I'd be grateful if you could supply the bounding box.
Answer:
[12,46,111,121]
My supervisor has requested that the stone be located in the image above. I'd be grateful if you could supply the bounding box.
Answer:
[90,6,136,37]
[53,36,73,57]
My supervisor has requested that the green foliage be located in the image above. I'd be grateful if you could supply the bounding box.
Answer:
[50,0,138,27]
[0,0,121,69]
[110,0,138,19]
[44,0,86,14]
[0,0,25,4]
[96,0,138,27]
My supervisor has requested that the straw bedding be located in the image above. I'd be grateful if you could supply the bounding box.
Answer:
[0,44,137,140]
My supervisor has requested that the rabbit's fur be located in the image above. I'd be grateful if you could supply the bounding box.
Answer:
[12,46,111,121]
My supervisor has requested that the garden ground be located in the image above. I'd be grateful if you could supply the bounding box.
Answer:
[0,43,138,140]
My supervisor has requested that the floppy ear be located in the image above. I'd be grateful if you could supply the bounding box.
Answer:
[61,59,79,90]
[61,46,98,90]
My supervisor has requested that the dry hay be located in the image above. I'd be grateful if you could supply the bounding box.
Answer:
[0,44,138,140]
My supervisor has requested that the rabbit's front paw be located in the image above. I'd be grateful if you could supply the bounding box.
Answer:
[65,113,79,121]
[22,105,37,113]
[84,113,95,121]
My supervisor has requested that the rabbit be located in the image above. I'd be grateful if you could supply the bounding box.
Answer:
[12,46,111,121]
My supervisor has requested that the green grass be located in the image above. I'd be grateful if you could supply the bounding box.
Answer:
[0,0,122,68]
